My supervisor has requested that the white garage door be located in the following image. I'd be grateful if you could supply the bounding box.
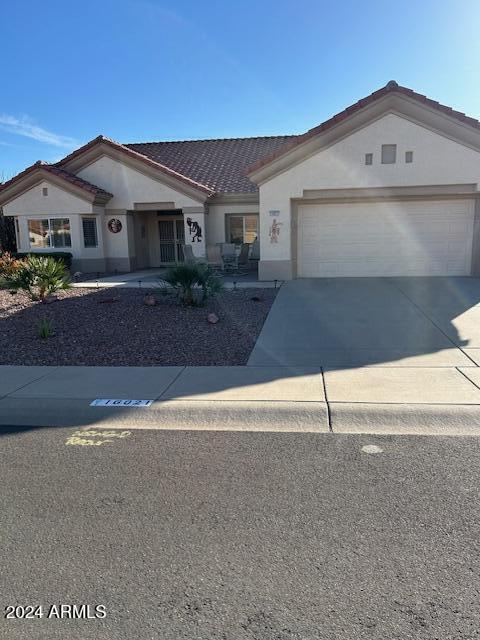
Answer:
[297,199,474,277]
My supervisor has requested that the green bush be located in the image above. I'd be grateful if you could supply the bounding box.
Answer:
[13,251,73,269]
[161,263,223,305]
[1,255,71,302]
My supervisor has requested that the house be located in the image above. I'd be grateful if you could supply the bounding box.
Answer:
[1,80,480,280]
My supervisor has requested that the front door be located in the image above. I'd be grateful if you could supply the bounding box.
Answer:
[158,219,185,264]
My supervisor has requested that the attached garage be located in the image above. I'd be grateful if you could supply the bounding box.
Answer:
[297,199,474,277]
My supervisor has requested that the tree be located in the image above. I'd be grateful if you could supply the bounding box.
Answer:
[0,171,17,252]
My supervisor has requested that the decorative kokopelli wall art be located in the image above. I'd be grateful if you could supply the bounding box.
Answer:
[186,217,202,242]
[269,218,282,243]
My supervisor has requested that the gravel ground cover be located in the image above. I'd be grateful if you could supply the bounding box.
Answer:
[0,288,277,366]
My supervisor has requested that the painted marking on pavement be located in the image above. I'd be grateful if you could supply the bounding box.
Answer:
[361,445,383,454]
[90,399,153,407]
[65,429,132,446]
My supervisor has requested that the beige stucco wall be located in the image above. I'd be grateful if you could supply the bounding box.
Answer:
[258,114,480,274]
[77,156,204,210]
[133,211,150,270]
[101,210,133,270]
[3,180,95,216]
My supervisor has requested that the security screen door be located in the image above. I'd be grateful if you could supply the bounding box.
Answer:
[158,219,185,264]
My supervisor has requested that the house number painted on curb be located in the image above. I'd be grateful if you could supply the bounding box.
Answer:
[90,399,153,407]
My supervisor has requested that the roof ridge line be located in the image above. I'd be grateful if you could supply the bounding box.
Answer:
[125,134,299,145]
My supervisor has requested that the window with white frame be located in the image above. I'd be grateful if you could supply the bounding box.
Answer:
[82,217,98,248]
[28,218,71,248]
[226,215,258,245]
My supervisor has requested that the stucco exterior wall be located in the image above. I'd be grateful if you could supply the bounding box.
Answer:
[77,156,203,210]
[133,211,150,270]
[102,210,133,271]
[183,208,206,258]
[258,114,480,276]
[3,180,95,216]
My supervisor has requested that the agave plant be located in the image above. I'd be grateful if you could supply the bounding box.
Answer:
[1,255,71,302]
[161,263,222,305]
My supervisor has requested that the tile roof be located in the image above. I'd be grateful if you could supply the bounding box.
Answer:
[0,160,113,200]
[247,81,480,174]
[125,136,297,193]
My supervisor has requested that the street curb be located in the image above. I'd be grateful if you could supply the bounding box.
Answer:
[0,397,330,433]
[330,403,480,435]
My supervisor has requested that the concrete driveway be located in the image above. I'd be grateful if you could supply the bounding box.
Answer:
[248,277,480,368]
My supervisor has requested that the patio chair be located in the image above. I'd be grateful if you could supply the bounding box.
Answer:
[206,245,224,275]
[250,238,260,261]
[236,242,250,275]
[220,243,238,273]
[183,244,207,266]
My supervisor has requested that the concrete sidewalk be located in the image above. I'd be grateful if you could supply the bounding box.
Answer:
[72,269,283,290]
[2,365,480,435]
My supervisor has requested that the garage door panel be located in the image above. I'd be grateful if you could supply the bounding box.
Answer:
[298,200,473,277]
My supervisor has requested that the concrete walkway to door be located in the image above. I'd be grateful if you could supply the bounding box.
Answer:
[248,277,480,368]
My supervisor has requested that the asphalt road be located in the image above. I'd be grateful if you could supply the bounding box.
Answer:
[1,426,479,640]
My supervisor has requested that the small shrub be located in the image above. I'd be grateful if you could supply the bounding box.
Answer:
[38,318,54,339]
[161,263,223,305]
[0,252,24,280]
[1,255,71,302]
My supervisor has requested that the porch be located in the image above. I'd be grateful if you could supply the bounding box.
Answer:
[132,207,205,270]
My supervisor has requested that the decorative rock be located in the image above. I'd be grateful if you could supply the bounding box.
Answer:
[43,295,58,304]
[143,294,156,306]
[207,312,219,324]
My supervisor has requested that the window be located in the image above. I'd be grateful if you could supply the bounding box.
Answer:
[405,150,413,163]
[42,187,48,196]
[28,218,71,248]
[381,144,397,164]
[226,215,258,245]
[82,217,98,248]
[365,153,373,165]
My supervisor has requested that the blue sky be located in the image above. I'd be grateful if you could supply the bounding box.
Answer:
[1,0,479,178]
